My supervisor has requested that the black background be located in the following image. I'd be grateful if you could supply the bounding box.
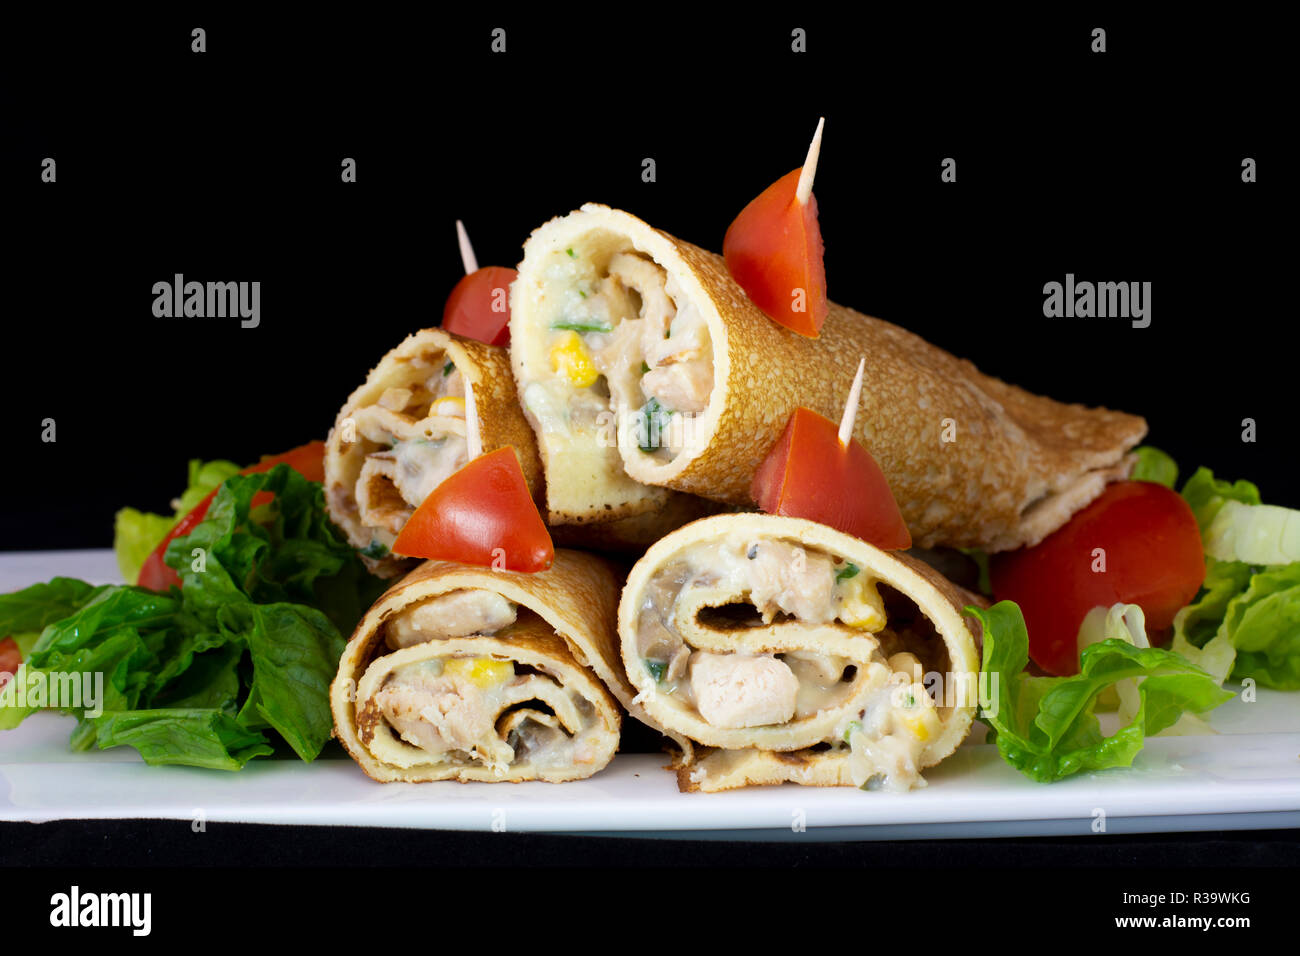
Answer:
[1,10,1289,550]
[0,7,1293,895]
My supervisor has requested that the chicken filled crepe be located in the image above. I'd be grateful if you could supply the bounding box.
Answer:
[510,204,1147,552]
[331,550,689,783]
[324,327,716,578]
[618,513,983,792]
[324,328,539,577]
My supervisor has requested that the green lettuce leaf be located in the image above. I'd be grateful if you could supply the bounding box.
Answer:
[1076,603,1215,734]
[112,458,241,582]
[973,601,1233,782]
[167,465,385,635]
[1168,560,1251,684]
[0,577,111,635]
[0,585,181,729]
[3,465,383,768]
[1223,563,1300,688]
[162,467,367,761]
[0,577,113,666]
[1203,500,1300,567]
[1180,466,1261,533]
[1166,466,1300,688]
[112,509,180,584]
[1130,446,1179,488]
[1173,561,1300,690]
[89,709,274,770]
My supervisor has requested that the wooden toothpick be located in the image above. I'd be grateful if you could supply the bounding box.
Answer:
[795,117,825,206]
[838,357,865,447]
[456,219,479,275]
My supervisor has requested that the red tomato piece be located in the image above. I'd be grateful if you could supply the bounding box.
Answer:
[136,441,327,591]
[0,637,20,683]
[442,266,518,347]
[247,440,326,484]
[392,446,553,572]
[723,168,828,337]
[137,500,212,591]
[990,481,1207,676]
[751,407,911,550]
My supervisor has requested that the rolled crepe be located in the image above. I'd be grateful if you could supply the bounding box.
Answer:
[511,204,1146,552]
[324,328,542,577]
[331,549,690,783]
[324,327,717,578]
[618,513,983,792]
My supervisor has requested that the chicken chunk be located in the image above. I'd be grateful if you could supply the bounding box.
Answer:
[386,590,518,648]
[375,673,495,755]
[689,651,798,728]
[641,360,712,414]
[391,435,468,508]
[744,541,836,623]
[608,253,676,341]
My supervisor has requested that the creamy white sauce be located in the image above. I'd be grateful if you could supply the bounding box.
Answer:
[364,607,602,775]
[521,247,714,463]
[636,533,940,789]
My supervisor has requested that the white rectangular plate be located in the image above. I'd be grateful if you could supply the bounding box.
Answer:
[2,550,1298,840]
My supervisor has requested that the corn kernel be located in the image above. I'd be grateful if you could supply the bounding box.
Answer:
[837,574,886,631]
[896,684,940,742]
[429,396,466,418]
[444,656,514,688]
[900,711,936,742]
[549,331,600,387]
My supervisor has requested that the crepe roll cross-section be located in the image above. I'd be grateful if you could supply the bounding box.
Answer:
[618,514,984,793]
[331,550,692,783]
[510,204,1147,552]
[324,328,543,577]
[325,327,718,578]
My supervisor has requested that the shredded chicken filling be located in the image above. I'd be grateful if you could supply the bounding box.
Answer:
[636,534,943,790]
[385,589,517,649]
[360,599,603,774]
[526,248,714,462]
[353,359,470,549]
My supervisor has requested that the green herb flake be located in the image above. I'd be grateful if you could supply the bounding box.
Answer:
[565,248,576,258]
[442,361,454,377]
[637,398,674,453]
[550,319,613,334]
[644,659,667,682]
[835,563,860,583]
[360,540,390,560]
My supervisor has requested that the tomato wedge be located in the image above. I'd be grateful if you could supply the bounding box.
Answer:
[246,441,326,484]
[136,440,327,591]
[990,481,1206,676]
[392,446,553,572]
[723,168,828,337]
[0,637,20,683]
[751,407,911,550]
[442,265,518,347]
